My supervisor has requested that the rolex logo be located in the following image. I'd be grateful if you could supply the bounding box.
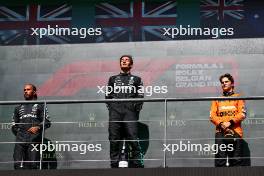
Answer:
[169,113,176,120]
[79,113,104,128]
[88,113,96,121]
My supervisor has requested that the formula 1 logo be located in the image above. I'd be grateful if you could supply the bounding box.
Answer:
[38,59,175,96]
[38,58,238,96]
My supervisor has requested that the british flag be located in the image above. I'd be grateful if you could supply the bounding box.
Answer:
[0,4,72,45]
[95,1,177,42]
[201,0,244,24]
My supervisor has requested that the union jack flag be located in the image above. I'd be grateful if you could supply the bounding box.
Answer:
[0,4,72,45]
[95,1,177,42]
[201,0,244,24]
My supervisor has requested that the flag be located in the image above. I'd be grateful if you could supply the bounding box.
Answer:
[1,1,262,45]
[95,1,177,42]
[200,0,264,38]
[0,4,72,45]
[200,0,244,27]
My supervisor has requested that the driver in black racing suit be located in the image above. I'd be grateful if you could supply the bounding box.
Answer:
[12,84,51,169]
[106,55,144,168]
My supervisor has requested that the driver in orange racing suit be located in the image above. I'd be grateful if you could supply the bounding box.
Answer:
[210,73,246,167]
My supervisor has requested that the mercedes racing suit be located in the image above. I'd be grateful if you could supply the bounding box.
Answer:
[12,103,51,169]
[210,92,246,167]
[106,72,144,168]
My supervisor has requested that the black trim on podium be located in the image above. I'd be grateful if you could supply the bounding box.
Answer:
[1,167,264,176]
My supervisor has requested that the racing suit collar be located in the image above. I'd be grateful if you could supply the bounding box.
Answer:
[119,72,131,76]
[222,91,235,96]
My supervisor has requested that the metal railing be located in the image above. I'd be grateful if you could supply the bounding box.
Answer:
[1,96,264,105]
[1,96,264,169]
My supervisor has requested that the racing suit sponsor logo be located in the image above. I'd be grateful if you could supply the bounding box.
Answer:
[218,111,236,117]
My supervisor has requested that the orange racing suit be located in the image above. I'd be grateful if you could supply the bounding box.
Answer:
[210,93,246,137]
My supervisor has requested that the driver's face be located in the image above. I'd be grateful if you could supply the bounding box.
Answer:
[24,85,35,100]
[221,77,233,92]
[120,57,132,70]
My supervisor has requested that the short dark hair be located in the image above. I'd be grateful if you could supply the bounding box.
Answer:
[219,73,234,84]
[119,55,133,65]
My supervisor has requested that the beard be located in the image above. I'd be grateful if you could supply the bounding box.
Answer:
[24,94,34,100]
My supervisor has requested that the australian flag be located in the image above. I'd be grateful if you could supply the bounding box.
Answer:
[0,4,72,45]
[95,1,177,42]
[200,0,264,38]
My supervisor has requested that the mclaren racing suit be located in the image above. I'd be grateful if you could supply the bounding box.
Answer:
[210,92,246,167]
[12,103,51,169]
[106,72,144,168]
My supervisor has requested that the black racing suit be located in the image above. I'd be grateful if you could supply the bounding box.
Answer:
[11,103,51,169]
[106,72,144,168]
